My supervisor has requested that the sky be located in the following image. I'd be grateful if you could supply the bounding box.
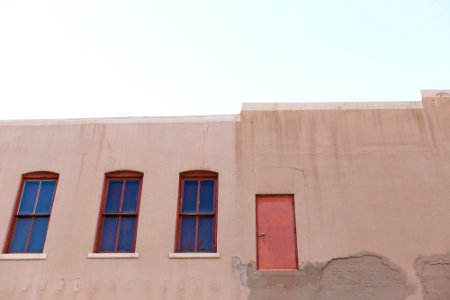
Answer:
[0,0,449,119]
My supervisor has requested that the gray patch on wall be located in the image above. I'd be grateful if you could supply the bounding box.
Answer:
[232,254,412,300]
[415,253,450,300]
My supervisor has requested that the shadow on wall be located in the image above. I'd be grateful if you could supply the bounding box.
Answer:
[232,253,414,300]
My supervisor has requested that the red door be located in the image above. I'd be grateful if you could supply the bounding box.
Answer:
[256,195,298,270]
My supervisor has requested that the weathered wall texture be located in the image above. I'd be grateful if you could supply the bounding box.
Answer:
[234,92,450,300]
[233,253,412,300]
[0,91,449,299]
[319,254,412,300]
[415,253,450,300]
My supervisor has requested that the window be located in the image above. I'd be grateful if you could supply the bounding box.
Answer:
[5,172,58,253]
[95,171,143,253]
[175,171,218,252]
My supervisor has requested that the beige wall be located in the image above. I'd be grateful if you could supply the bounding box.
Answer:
[0,92,449,299]
[0,117,245,299]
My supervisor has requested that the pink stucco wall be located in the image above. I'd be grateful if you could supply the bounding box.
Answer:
[0,91,449,299]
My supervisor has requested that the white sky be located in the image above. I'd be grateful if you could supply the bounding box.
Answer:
[0,0,449,119]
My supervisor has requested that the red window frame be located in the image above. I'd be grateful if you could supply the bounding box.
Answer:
[175,170,218,252]
[95,171,143,253]
[3,171,59,253]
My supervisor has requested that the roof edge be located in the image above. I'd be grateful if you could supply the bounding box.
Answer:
[242,101,423,111]
[0,114,239,125]
[421,89,450,98]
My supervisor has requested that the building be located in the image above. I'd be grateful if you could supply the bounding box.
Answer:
[0,90,449,300]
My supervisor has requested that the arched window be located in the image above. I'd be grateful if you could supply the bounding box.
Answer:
[4,172,59,253]
[175,171,218,252]
[95,171,143,253]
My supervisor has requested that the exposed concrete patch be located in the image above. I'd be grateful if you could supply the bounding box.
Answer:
[318,254,411,300]
[232,253,412,300]
[232,257,322,300]
[415,253,450,300]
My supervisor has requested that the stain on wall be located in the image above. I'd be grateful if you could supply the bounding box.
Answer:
[233,254,412,300]
[415,253,450,300]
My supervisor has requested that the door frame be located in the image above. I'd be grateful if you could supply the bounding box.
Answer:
[255,194,299,270]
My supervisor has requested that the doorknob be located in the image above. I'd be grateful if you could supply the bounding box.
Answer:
[257,232,266,237]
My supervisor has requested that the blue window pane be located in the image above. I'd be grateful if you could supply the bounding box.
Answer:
[182,180,198,213]
[105,180,123,213]
[18,181,39,214]
[9,218,32,252]
[35,181,56,214]
[100,217,118,252]
[199,180,214,213]
[179,217,196,252]
[198,216,214,252]
[27,217,49,252]
[117,217,136,252]
[122,180,139,213]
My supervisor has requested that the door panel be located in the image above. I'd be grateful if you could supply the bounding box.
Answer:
[256,195,298,270]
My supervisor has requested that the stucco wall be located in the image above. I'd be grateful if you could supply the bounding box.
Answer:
[234,95,450,300]
[0,117,245,299]
[0,92,449,299]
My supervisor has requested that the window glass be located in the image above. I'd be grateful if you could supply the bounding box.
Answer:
[182,180,198,213]
[27,218,49,252]
[35,181,56,214]
[100,217,118,252]
[198,216,214,252]
[179,217,196,252]
[199,180,214,213]
[18,181,39,214]
[117,217,136,252]
[122,180,139,213]
[105,180,123,213]
[9,218,32,252]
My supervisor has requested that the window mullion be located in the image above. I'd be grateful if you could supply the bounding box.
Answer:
[16,213,50,217]
[32,181,42,214]
[118,180,126,213]
[24,216,35,252]
[103,212,136,217]
[114,216,122,252]
[194,180,200,251]
[25,180,41,252]
[180,212,214,216]
[114,181,126,251]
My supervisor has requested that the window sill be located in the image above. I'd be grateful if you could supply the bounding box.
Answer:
[0,253,47,260]
[87,253,139,259]
[168,252,221,259]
